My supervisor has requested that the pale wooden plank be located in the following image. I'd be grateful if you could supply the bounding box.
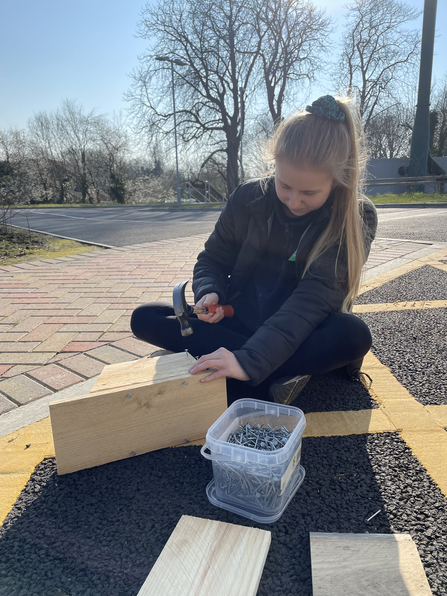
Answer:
[310,533,432,596]
[90,352,198,393]
[49,355,227,474]
[137,515,271,596]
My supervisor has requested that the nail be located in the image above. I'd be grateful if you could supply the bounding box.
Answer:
[365,509,381,522]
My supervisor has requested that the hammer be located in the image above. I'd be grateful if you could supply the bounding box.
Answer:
[173,280,234,336]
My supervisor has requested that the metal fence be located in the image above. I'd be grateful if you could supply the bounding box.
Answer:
[183,181,227,203]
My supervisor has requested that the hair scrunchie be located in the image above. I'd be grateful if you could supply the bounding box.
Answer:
[305,95,346,121]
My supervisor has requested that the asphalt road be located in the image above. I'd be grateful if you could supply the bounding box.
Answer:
[11,205,447,246]
[12,207,222,247]
[376,207,447,243]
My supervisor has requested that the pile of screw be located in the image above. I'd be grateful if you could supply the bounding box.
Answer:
[227,422,292,451]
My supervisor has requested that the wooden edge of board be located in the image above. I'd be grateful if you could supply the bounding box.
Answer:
[90,352,199,393]
[309,532,413,541]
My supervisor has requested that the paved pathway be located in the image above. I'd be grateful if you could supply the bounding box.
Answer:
[0,234,440,412]
[1,235,447,594]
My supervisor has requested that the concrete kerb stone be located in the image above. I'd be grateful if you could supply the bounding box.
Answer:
[0,376,99,438]
[374,202,447,209]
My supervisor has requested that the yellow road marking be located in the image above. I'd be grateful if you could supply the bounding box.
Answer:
[0,417,54,524]
[431,262,447,273]
[303,409,395,437]
[359,246,447,295]
[363,352,447,496]
[354,300,447,313]
[400,430,447,497]
[425,405,447,427]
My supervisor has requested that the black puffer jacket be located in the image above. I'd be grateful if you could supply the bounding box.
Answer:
[193,178,378,385]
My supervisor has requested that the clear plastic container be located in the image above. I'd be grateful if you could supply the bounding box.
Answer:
[201,398,306,523]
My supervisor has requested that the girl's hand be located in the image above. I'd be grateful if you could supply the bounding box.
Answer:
[195,293,224,323]
[189,347,250,382]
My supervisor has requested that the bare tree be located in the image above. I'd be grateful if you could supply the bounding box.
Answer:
[367,104,414,158]
[335,0,420,132]
[255,0,331,124]
[0,128,30,232]
[127,0,330,194]
[127,0,261,194]
[431,75,447,157]
[28,112,71,203]
[94,113,131,204]
[29,107,133,204]
[54,100,104,203]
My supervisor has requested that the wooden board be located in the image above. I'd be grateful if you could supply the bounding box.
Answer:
[49,353,227,475]
[310,533,432,596]
[137,515,271,596]
[90,352,199,393]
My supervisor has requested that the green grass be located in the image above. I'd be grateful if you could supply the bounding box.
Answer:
[0,228,99,266]
[369,192,447,204]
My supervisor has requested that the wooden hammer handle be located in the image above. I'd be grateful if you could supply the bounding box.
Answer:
[207,304,234,317]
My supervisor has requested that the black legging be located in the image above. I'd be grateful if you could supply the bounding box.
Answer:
[131,302,372,403]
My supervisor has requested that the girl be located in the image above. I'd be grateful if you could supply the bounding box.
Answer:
[131,95,378,405]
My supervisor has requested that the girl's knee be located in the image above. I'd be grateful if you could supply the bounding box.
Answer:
[130,302,159,337]
[130,301,175,342]
[346,315,372,355]
[130,304,146,338]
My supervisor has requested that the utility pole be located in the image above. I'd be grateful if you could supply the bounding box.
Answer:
[407,0,438,191]
[155,56,187,206]
[239,87,244,185]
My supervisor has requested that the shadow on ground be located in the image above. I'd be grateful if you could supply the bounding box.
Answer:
[1,428,445,595]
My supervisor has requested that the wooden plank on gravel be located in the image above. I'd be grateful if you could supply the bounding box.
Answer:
[310,532,432,595]
[50,353,227,475]
[137,515,271,596]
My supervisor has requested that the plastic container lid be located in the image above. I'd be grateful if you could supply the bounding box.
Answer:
[201,398,307,467]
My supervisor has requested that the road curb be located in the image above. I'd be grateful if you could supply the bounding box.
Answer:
[8,224,117,250]
[0,376,99,439]
[374,202,447,208]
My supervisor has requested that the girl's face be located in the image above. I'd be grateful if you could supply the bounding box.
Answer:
[274,159,335,217]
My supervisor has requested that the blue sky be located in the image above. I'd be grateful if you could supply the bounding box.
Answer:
[1,0,446,130]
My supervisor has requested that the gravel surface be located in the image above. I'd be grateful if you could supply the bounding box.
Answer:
[292,368,377,413]
[1,435,445,596]
[357,265,447,304]
[359,309,447,406]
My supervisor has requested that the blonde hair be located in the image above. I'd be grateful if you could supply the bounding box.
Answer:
[263,96,368,311]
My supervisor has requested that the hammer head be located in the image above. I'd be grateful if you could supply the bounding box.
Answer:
[173,280,194,336]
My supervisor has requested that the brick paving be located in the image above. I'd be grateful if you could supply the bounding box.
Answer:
[0,234,429,412]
